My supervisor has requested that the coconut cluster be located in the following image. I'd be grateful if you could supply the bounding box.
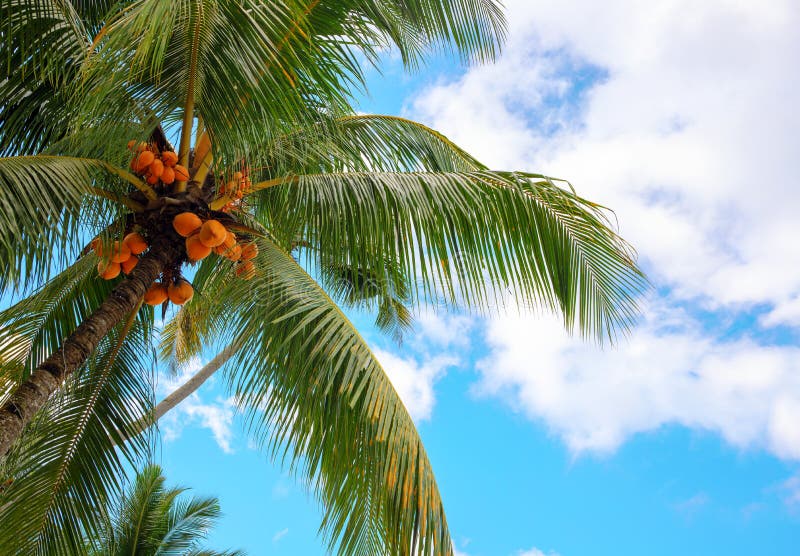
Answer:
[92,232,195,307]
[127,140,189,186]
[95,141,259,308]
[93,232,148,280]
[142,279,193,307]
[173,212,258,280]
[217,170,253,212]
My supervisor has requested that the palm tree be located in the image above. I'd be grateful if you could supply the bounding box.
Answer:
[0,1,646,555]
[86,464,241,556]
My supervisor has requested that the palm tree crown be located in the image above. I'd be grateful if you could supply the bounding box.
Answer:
[86,464,241,556]
[0,1,646,555]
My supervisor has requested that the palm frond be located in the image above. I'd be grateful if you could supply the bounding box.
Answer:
[156,495,229,555]
[0,156,147,290]
[0,0,90,155]
[319,258,414,343]
[158,255,234,371]
[78,0,505,165]
[204,238,453,555]
[0,255,109,384]
[86,463,241,556]
[0,313,156,555]
[255,170,646,343]
[250,114,484,179]
[375,0,506,65]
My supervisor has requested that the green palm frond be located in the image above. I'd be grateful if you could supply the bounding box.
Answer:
[156,496,236,555]
[78,0,504,163]
[378,0,505,64]
[255,170,645,342]
[0,0,90,155]
[158,254,237,370]
[0,314,155,555]
[158,305,209,372]
[319,258,414,343]
[0,255,146,382]
[71,1,121,33]
[87,464,242,556]
[81,0,343,160]
[252,114,484,178]
[0,156,149,290]
[202,238,452,555]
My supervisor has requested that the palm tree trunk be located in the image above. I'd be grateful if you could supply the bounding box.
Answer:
[0,240,182,457]
[124,342,238,442]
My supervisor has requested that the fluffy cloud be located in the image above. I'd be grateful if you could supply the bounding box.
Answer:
[272,528,289,543]
[157,357,237,453]
[413,309,475,349]
[374,348,458,421]
[404,0,800,462]
[781,473,800,510]
[474,299,800,459]
[518,547,560,556]
[409,0,800,316]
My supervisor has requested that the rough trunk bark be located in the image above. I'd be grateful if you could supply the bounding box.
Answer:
[0,240,181,457]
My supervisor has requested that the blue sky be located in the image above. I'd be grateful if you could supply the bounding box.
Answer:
[153,2,800,554]
[1,1,794,555]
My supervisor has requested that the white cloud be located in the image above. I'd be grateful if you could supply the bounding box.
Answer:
[374,349,458,421]
[272,527,289,542]
[674,492,710,517]
[177,396,237,453]
[404,0,800,463]
[157,357,237,453]
[518,547,560,556]
[474,299,800,459]
[414,309,475,349]
[780,473,800,511]
[761,296,800,328]
[409,0,800,316]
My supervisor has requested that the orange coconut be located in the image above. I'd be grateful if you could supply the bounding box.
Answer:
[213,232,236,254]
[223,244,242,262]
[168,280,194,305]
[186,234,212,261]
[109,241,131,263]
[131,150,155,173]
[121,256,138,274]
[148,158,164,178]
[98,260,121,280]
[173,164,190,181]
[160,166,175,185]
[90,237,104,257]
[236,260,256,280]
[241,242,258,260]
[172,212,203,237]
[143,283,168,306]
[161,151,178,167]
[123,232,148,255]
[199,220,227,247]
